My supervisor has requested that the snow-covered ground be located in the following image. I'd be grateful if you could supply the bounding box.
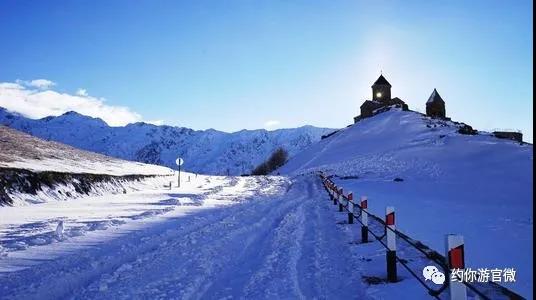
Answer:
[280,109,533,298]
[1,173,380,299]
[0,125,172,176]
[0,174,233,264]
[1,170,529,299]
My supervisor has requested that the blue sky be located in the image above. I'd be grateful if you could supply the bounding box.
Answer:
[0,1,533,141]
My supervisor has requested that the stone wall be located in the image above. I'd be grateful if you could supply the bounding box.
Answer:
[426,102,446,118]
[493,131,523,142]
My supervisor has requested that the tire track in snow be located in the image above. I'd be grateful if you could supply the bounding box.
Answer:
[75,177,298,299]
[1,176,368,299]
[296,184,325,299]
[165,187,305,300]
[301,178,368,299]
[77,176,366,300]
[241,202,307,299]
[1,176,283,300]
[197,185,309,299]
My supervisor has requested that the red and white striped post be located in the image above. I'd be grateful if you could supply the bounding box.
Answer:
[347,192,354,224]
[386,206,397,282]
[360,196,368,243]
[446,234,467,300]
[338,188,344,212]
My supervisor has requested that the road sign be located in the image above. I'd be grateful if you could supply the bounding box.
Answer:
[176,158,184,166]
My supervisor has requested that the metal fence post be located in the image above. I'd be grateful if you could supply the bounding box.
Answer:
[338,188,344,212]
[446,234,467,300]
[386,206,397,282]
[347,192,354,224]
[331,184,337,205]
[361,196,368,243]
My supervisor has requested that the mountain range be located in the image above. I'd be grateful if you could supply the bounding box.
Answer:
[0,107,334,175]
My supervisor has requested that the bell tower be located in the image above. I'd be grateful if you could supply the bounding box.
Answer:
[354,73,409,123]
[372,74,392,103]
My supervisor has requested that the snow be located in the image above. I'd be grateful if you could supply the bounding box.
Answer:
[0,107,333,175]
[1,167,530,298]
[0,125,173,176]
[0,108,531,299]
[0,174,225,258]
[2,157,172,177]
[280,109,533,298]
[0,174,372,299]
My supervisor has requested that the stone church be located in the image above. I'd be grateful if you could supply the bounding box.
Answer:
[354,74,447,123]
[354,74,408,123]
[426,88,446,118]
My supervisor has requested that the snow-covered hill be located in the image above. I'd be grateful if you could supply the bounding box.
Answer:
[0,125,178,206]
[280,108,533,298]
[0,126,173,176]
[0,107,333,175]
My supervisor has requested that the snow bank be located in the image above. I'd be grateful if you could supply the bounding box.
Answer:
[0,126,180,206]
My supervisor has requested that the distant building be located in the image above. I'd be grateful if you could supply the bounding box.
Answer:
[354,74,408,123]
[371,74,392,103]
[426,89,446,119]
[493,131,523,143]
[359,100,384,119]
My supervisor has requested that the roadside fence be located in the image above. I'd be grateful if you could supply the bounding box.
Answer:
[319,172,523,300]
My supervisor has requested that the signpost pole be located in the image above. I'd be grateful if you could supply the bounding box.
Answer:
[175,157,184,188]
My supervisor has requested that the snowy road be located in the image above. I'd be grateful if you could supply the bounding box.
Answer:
[1,175,368,299]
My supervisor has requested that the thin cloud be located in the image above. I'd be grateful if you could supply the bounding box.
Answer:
[264,120,281,128]
[146,120,165,126]
[76,88,89,97]
[16,79,56,89]
[0,80,143,126]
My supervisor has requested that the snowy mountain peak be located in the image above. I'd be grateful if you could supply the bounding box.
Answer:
[0,107,334,175]
[52,111,108,126]
[61,110,83,116]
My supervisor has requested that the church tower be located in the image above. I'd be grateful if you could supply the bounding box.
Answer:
[426,88,446,118]
[354,73,408,123]
[372,74,392,103]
